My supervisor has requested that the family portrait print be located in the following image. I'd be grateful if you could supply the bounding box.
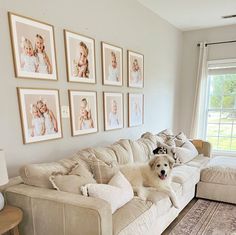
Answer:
[104,92,123,131]
[128,51,144,88]
[69,91,98,136]
[102,42,123,86]
[128,93,144,127]
[17,88,62,144]
[9,13,57,80]
[65,30,96,83]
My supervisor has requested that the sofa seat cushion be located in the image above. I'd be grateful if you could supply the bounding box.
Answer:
[186,155,210,169]
[172,165,200,193]
[201,156,236,186]
[146,182,182,214]
[113,197,156,235]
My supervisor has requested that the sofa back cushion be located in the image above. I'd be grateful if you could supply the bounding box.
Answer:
[110,139,134,164]
[20,150,94,189]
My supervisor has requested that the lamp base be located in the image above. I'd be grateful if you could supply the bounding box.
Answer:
[0,192,4,211]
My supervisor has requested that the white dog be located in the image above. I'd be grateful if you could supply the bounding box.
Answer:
[120,154,179,208]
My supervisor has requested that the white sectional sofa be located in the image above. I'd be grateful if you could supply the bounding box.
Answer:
[5,133,212,235]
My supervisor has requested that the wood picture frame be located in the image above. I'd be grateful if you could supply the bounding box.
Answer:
[103,92,124,131]
[9,12,58,80]
[128,50,144,88]
[101,42,123,86]
[64,30,96,83]
[17,88,62,144]
[128,93,144,127]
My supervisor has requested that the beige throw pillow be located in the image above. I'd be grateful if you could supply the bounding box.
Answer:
[89,155,119,183]
[81,171,134,214]
[49,174,96,194]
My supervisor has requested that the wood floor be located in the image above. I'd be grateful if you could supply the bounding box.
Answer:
[162,198,198,235]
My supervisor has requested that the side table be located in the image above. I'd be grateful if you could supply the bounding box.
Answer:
[0,205,23,235]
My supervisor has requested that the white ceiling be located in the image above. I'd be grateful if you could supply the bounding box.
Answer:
[137,0,236,31]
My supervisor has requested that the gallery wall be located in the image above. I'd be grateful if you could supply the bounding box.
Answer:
[179,24,236,136]
[0,0,183,177]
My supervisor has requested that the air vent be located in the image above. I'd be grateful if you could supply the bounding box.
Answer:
[222,14,236,19]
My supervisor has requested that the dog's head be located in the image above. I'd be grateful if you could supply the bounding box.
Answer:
[153,146,168,155]
[149,154,174,180]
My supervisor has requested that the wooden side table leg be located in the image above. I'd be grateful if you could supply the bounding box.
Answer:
[10,226,20,235]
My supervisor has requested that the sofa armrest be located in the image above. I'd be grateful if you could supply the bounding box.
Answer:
[191,140,212,158]
[5,184,112,235]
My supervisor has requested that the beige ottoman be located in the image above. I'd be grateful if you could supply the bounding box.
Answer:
[196,156,236,204]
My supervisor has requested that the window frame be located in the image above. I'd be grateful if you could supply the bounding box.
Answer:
[204,59,236,156]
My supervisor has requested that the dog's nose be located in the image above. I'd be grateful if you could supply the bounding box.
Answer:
[161,170,165,175]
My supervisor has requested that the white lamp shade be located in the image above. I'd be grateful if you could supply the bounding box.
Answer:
[0,150,9,186]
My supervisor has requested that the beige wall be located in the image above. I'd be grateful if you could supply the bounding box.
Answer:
[0,0,183,177]
[179,24,236,136]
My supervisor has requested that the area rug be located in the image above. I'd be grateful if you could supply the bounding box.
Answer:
[169,199,236,235]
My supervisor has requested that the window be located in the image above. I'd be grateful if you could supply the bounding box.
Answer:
[205,60,236,152]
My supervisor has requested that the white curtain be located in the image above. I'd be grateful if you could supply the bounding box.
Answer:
[190,42,209,139]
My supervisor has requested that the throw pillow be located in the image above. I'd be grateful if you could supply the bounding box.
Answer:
[49,173,96,194]
[81,171,134,214]
[175,132,188,147]
[89,155,119,183]
[174,140,199,164]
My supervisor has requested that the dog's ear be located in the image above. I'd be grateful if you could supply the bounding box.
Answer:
[153,148,158,155]
[149,155,158,168]
[166,155,175,169]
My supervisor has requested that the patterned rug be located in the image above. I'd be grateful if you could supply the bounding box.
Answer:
[169,199,236,235]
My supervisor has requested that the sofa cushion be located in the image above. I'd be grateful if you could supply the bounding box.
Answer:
[113,197,155,235]
[20,162,68,189]
[89,155,119,183]
[81,172,133,214]
[200,156,236,186]
[110,139,134,164]
[130,138,155,163]
[49,174,96,194]
[91,147,117,164]
[186,154,210,169]
[175,132,188,147]
[174,140,199,164]
[172,165,200,193]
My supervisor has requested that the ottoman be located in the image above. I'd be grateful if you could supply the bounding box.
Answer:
[196,156,236,204]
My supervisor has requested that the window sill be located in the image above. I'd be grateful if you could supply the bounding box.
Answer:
[213,150,236,157]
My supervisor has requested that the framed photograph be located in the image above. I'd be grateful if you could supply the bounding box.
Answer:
[17,88,62,144]
[128,93,144,127]
[128,50,144,88]
[103,92,123,131]
[101,42,123,86]
[64,30,96,83]
[9,12,57,80]
[69,90,98,136]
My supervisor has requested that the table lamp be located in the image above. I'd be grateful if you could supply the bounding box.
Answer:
[0,150,9,210]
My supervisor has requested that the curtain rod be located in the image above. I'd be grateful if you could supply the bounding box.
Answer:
[197,40,236,47]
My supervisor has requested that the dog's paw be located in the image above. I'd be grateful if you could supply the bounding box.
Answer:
[80,185,89,196]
